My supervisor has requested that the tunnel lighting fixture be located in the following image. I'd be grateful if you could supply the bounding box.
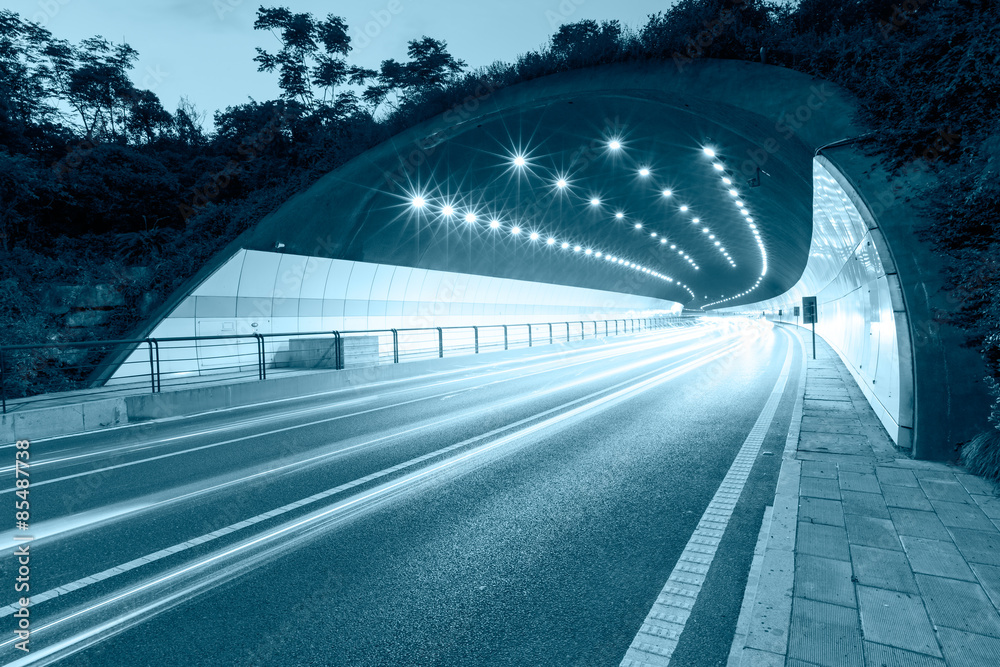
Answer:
[547,237,556,245]
[595,251,603,258]
[634,223,642,229]
[660,238,667,244]
[709,234,716,239]
[556,178,568,189]
[529,231,539,240]
[574,245,582,252]
[513,155,526,167]
[702,227,709,233]
[490,219,500,229]
[729,189,738,197]
[441,205,455,217]
[746,217,754,223]
[585,248,592,255]
[465,213,477,223]
[639,168,651,177]
[741,209,749,215]
[662,189,672,197]
[703,147,716,157]
[692,218,700,223]
[670,244,676,249]
[735,200,744,207]
[411,196,426,208]
[561,242,570,249]
[749,223,757,229]
[616,212,625,219]
[712,163,724,171]
[511,225,521,235]
[650,232,657,237]
[590,197,601,206]
[722,177,732,185]
[609,140,622,150]
[679,205,689,212]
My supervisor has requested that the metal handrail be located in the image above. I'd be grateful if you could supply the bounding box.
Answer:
[0,315,682,413]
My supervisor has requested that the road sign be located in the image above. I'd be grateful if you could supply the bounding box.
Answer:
[793,306,800,317]
[802,296,818,324]
[802,296,818,359]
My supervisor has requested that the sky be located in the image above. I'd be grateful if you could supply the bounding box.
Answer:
[7,0,676,124]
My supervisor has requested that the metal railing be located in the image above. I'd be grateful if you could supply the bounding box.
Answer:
[1,316,685,413]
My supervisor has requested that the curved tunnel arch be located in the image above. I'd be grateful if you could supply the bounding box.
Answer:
[117,59,983,460]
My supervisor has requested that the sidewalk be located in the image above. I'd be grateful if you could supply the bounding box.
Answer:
[729,328,1000,666]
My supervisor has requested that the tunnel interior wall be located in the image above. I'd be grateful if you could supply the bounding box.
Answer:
[728,158,912,448]
[109,249,680,383]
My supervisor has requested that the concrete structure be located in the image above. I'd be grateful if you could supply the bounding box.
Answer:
[115,60,985,459]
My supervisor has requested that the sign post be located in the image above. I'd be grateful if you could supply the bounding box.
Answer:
[802,296,818,359]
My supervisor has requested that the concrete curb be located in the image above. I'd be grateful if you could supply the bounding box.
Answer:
[729,329,808,665]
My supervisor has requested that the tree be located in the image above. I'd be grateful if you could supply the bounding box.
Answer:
[372,36,467,110]
[253,7,354,107]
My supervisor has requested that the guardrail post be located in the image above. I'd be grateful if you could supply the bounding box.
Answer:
[333,332,343,370]
[152,339,161,392]
[565,322,571,342]
[146,339,156,393]
[605,320,609,337]
[391,329,399,363]
[528,325,533,347]
[474,326,479,354]
[0,347,5,414]
[579,321,585,340]
[548,323,553,345]
[503,325,508,350]
[253,333,266,380]
[437,327,444,358]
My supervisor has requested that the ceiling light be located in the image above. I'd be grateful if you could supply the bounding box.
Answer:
[662,189,672,197]
[660,238,667,244]
[556,178,567,188]
[712,163,724,171]
[680,205,689,212]
[513,155,526,167]
[703,147,716,157]
[465,213,476,223]
[511,225,521,235]
[411,196,426,208]
[609,140,622,150]
[490,219,500,229]
[441,205,455,216]
[590,198,601,206]
[634,223,642,229]
[529,231,539,240]
[561,241,569,249]
[639,168,650,177]
[616,212,624,219]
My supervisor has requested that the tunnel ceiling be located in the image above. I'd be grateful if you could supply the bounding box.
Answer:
[243,61,862,309]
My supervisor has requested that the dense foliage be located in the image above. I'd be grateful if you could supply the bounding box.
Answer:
[2,1,999,439]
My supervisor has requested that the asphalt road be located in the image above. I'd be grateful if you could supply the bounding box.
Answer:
[0,318,802,666]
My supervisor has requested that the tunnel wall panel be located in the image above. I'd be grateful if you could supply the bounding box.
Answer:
[110,249,680,382]
[733,159,911,447]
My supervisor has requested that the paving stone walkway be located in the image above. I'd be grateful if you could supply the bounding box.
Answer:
[729,328,1000,667]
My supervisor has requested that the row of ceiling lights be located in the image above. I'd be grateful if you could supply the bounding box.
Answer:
[407,194,697,300]
[699,146,769,308]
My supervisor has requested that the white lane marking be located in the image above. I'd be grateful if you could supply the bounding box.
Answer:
[0,327,712,474]
[0,332,733,494]
[0,338,742,644]
[620,330,797,667]
[0,334,738,546]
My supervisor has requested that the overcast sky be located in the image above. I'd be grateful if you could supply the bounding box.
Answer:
[7,0,675,122]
